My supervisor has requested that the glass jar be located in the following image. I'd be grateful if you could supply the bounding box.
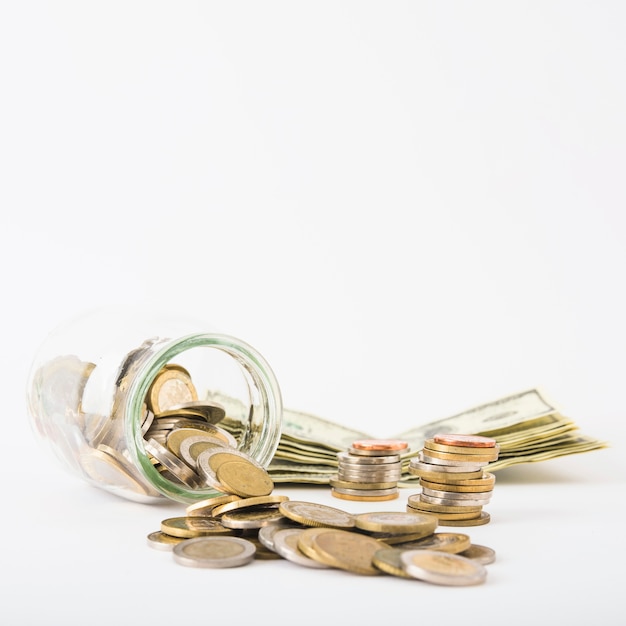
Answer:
[26,307,283,504]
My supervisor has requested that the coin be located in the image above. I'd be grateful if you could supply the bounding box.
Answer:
[419,452,489,468]
[437,512,491,527]
[185,494,242,517]
[372,547,413,578]
[421,487,492,501]
[433,433,497,448]
[410,459,484,474]
[351,439,409,452]
[419,493,490,507]
[216,460,274,498]
[424,438,501,455]
[406,496,482,514]
[257,519,301,551]
[166,429,226,459]
[337,451,401,465]
[146,530,185,551]
[211,494,289,517]
[331,490,399,502]
[420,448,499,463]
[220,506,285,529]
[418,478,494,493]
[393,532,471,554]
[329,478,398,490]
[354,511,438,535]
[147,366,198,415]
[172,536,256,568]
[178,434,228,467]
[459,544,496,564]
[279,501,356,529]
[160,516,236,538]
[162,400,226,424]
[271,528,332,569]
[144,438,203,488]
[400,549,487,585]
[409,467,485,482]
[306,528,386,575]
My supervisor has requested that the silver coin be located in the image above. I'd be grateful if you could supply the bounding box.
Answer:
[419,493,491,507]
[271,528,331,569]
[331,487,399,497]
[409,459,484,474]
[160,400,227,424]
[419,452,488,468]
[400,549,487,586]
[348,446,406,457]
[178,434,227,467]
[257,520,300,551]
[172,536,256,568]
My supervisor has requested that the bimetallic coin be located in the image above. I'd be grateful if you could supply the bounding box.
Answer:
[160,516,236,538]
[329,477,398,490]
[186,494,241,517]
[257,519,301,551]
[147,366,198,415]
[421,487,492,501]
[216,460,274,498]
[220,506,285,530]
[306,528,386,575]
[146,530,185,551]
[400,549,487,585]
[166,429,226,459]
[278,501,356,529]
[459,544,497,564]
[407,505,483,522]
[178,435,228,467]
[271,528,331,569]
[421,448,499,463]
[372,547,413,578]
[393,532,471,554]
[211,494,289,517]
[432,433,497,448]
[173,536,256,568]
[331,487,399,498]
[438,512,491,527]
[408,467,485,482]
[354,511,438,535]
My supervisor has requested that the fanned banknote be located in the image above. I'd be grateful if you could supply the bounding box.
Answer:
[269,388,608,484]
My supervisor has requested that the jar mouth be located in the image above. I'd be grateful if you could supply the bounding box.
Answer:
[125,332,282,504]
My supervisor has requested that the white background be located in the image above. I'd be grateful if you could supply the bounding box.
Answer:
[1,2,625,625]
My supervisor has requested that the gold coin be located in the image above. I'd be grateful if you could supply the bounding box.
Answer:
[329,478,398,490]
[331,490,399,502]
[418,478,494,493]
[279,501,356,529]
[211,494,289,517]
[437,512,491,527]
[160,516,236,538]
[220,506,285,529]
[296,527,337,563]
[354,511,438,535]
[393,532,471,554]
[186,494,242,517]
[216,460,274,498]
[420,448,499,463]
[146,530,185,551]
[407,506,483,521]
[308,529,387,575]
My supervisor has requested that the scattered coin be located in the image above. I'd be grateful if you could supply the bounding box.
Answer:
[160,516,236,539]
[278,501,356,529]
[372,547,413,578]
[220,506,285,530]
[271,528,332,569]
[354,511,438,536]
[172,536,256,568]
[459,544,497,564]
[400,549,488,585]
[392,532,471,554]
[146,530,185,551]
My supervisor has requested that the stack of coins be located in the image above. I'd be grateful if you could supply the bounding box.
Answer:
[406,433,499,526]
[330,439,408,502]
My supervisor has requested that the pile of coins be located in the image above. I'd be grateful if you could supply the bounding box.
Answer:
[147,495,496,584]
[407,433,499,526]
[329,439,409,502]
[136,363,273,497]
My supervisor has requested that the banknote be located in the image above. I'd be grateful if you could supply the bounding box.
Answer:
[269,388,608,484]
